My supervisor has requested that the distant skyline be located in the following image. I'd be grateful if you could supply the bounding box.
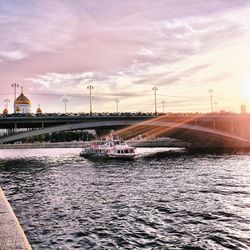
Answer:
[1,0,250,113]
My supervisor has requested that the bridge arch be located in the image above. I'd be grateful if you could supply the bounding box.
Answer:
[0,120,249,148]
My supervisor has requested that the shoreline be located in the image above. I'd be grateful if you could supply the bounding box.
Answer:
[0,142,88,149]
[0,187,31,250]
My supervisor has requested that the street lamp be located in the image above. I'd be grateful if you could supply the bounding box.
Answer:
[161,101,166,113]
[115,98,119,113]
[63,96,68,113]
[214,101,218,113]
[152,87,158,115]
[208,89,214,113]
[87,85,94,115]
[11,83,19,113]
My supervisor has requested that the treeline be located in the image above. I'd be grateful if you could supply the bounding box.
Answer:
[21,130,95,143]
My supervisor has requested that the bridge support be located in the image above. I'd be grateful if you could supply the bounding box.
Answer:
[213,120,216,130]
[231,120,234,134]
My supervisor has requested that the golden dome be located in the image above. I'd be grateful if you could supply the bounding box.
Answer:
[16,93,31,105]
[3,108,8,115]
[37,107,42,114]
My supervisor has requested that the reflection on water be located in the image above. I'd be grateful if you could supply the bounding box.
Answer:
[0,148,250,249]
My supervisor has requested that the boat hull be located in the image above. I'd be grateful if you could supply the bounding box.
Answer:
[80,152,137,160]
[79,136,137,160]
[80,152,109,159]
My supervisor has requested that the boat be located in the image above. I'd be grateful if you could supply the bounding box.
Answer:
[80,136,137,159]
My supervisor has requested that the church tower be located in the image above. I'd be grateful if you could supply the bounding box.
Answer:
[15,87,31,114]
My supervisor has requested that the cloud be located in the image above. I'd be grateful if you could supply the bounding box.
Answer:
[138,48,155,57]
[26,72,95,93]
[26,69,151,99]
[0,1,79,62]
[203,73,232,84]
[2,1,250,113]
[0,50,28,61]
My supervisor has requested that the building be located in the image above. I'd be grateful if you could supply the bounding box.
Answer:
[36,104,42,114]
[2,108,8,115]
[240,104,247,114]
[15,89,31,114]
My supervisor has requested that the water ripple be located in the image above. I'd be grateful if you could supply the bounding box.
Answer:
[0,148,250,249]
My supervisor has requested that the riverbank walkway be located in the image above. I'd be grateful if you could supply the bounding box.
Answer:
[0,187,31,250]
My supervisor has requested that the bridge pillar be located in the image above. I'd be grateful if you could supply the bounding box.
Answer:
[213,120,216,130]
[230,120,234,134]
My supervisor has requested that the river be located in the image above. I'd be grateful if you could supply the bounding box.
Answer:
[0,148,249,249]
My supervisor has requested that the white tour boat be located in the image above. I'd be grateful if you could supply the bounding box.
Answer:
[80,136,137,159]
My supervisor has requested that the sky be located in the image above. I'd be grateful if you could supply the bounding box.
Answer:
[1,0,250,113]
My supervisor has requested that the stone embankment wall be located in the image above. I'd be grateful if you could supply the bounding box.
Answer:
[0,187,31,250]
[0,142,88,149]
[0,139,189,149]
[127,138,190,148]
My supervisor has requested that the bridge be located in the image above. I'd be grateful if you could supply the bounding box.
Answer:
[1,114,250,149]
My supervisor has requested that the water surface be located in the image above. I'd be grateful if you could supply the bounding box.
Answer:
[0,148,250,249]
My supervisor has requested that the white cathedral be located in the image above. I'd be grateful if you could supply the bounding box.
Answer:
[3,87,43,115]
[15,88,31,114]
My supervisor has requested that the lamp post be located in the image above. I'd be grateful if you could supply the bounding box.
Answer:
[161,101,166,113]
[87,85,94,115]
[214,101,218,113]
[63,96,68,113]
[152,87,158,115]
[115,98,119,113]
[11,83,19,113]
[208,89,214,113]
